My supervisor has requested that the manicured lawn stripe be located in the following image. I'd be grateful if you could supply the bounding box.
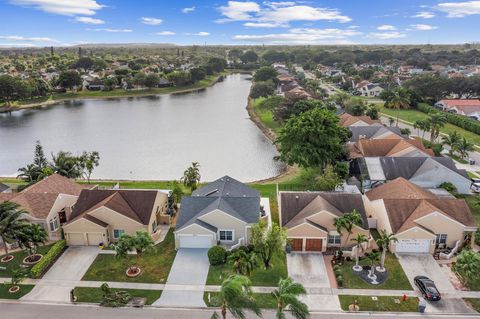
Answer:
[204,292,276,309]
[339,295,419,312]
[73,287,161,305]
[0,284,34,299]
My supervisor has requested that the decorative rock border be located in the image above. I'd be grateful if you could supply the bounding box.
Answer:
[355,267,389,285]
[8,286,20,293]
[1,255,14,263]
[126,267,141,278]
[22,254,43,265]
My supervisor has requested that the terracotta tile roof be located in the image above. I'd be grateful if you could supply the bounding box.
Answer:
[8,193,59,219]
[349,138,434,158]
[366,177,438,201]
[0,193,14,202]
[439,99,480,107]
[339,114,381,127]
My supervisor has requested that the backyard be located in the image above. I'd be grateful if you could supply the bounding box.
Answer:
[73,287,162,305]
[339,295,419,312]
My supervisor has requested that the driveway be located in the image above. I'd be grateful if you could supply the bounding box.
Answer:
[153,248,209,307]
[397,254,475,314]
[287,253,340,311]
[21,246,99,302]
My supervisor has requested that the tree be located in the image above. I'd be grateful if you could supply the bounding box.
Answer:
[427,114,447,143]
[344,97,367,116]
[457,137,474,160]
[365,250,380,280]
[333,210,363,246]
[78,151,100,184]
[275,108,350,169]
[190,67,207,83]
[332,91,350,108]
[115,230,155,275]
[365,105,379,120]
[271,277,309,319]
[17,164,39,185]
[375,230,397,272]
[51,151,81,178]
[58,70,82,91]
[181,162,201,191]
[227,250,258,276]
[0,202,29,256]
[72,57,94,70]
[0,75,31,105]
[33,141,48,169]
[249,81,275,99]
[383,88,411,126]
[441,132,461,156]
[133,72,147,87]
[211,275,261,319]
[253,67,278,83]
[251,221,286,269]
[170,181,184,207]
[453,250,480,286]
[228,49,243,61]
[313,166,343,191]
[351,234,368,271]
[240,50,258,63]
[17,223,48,257]
[413,119,431,139]
[273,99,325,123]
[207,58,227,73]
[144,73,160,88]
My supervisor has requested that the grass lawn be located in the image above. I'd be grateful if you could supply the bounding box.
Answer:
[0,284,35,299]
[82,229,176,283]
[465,298,480,312]
[459,195,480,225]
[0,244,54,278]
[449,154,469,164]
[339,295,419,312]
[468,172,479,179]
[73,287,161,305]
[337,253,412,290]
[252,98,281,133]
[203,292,276,309]
[206,252,287,287]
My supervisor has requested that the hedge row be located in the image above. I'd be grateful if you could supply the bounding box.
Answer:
[30,240,66,278]
[416,103,480,136]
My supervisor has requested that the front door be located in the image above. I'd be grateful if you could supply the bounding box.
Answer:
[306,239,322,252]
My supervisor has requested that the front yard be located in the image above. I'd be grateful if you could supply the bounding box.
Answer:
[73,287,161,305]
[206,252,287,287]
[204,292,276,309]
[339,295,419,312]
[0,244,54,278]
[0,284,34,299]
[465,298,480,312]
[82,229,176,283]
[336,253,412,290]
[460,195,480,225]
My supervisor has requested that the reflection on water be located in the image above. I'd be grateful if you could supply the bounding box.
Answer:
[0,74,284,182]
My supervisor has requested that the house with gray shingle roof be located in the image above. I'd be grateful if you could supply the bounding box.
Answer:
[175,176,261,249]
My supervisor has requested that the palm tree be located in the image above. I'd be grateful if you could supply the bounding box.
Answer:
[333,210,363,247]
[17,164,38,184]
[351,234,368,271]
[453,250,480,285]
[375,230,398,272]
[271,277,309,319]
[442,131,461,156]
[17,223,48,258]
[0,202,29,256]
[428,114,447,143]
[51,151,81,178]
[457,137,474,160]
[387,89,410,127]
[227,250,258,276]
[366,251,380,280]
[181,162,201,191]
[211,275,261,319]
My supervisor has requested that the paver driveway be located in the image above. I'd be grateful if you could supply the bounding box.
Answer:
[22,246,99,302]
[153,248,209,307]
[287,253,340,311]
[397,254,475,314]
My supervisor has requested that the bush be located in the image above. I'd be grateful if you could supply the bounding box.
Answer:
[30,240,66,278]
[208,246,227,266]
[336,275,343,287]
[439,182,457,194]
[417,103,480,135]
[422,140,443,156]
[475,230,480,246]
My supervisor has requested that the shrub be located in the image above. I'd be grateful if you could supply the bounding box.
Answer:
[30,240,66,278]
[475,230,480,246]
[336,275,343,287]
[422,140,443,156]
[208,246,227,266]
[439,182,457,194]
[333,264,341,272]
[417,103,480,135]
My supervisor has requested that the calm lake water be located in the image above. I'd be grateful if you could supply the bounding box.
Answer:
[0,74,284,182]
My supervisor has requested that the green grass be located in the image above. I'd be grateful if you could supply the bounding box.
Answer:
[73,287,161,305]
[449,154,469,164]
[459,195,480,225]
[339,295,419,312]
[203,292,276,308]
[465,298,480,312]
[206,252,287,287]
[0,284,35,299]
[82,229,176,283]
[0,244,54,278]
[251,98,281,133]
[337,253,412,290]
[468,172,479,179]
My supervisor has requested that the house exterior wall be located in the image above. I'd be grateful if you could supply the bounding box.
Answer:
[365,199,394,235]
[45,194,79,240]
[415,212,468,247]
[88,207,146,241]
[287,223,328,252]
[392,227,436,253]
[175,224,216,248]
[63,218,109,246]
[198,209,248,244]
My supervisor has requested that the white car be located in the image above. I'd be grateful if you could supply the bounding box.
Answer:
[471,182,480,193]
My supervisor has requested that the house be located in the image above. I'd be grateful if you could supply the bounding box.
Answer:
[175,176,261,249]
[0,174,89,241]
[364,178,477,254]
[285,87,312,100]
[435,99,480,120]
[350,157,471,193]
[348,126,404,143]
[279,191,370,252]
[157,77,173,88]
[0,182,11,193]
[356,81,384,97]
[86,78,105,91]
[339,113,382,127]
[63,189,169,246]
[347,138,435,159]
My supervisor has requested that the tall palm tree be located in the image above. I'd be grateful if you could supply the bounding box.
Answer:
[387,89,410,127]
[211,275,261,319]
[366,251,380,280]
[428,114,447,143]
[351,234,368,271]
[17,223,48,257]
[0,202,29,256]
[17,164,38,184]
[457,137,474,160]
[181,162,201,191]
[271,277,309,319]
[51,151,81,178]
[375,230,398,272]
[333,210,363,247]
[442,131,461,156]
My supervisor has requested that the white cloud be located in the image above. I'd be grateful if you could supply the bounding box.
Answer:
[74,16,105,24]
[243,22,286,28]
[368,32,406,40]
[219,1,260,21]
[377,25,396,31]
[0,35,58,42]
[413,11,435,19]
[141,17,163,25]
[10,0,104,16]
[437,1,480,17]
[182,6,195,13]
[87,28,132,32]
[155,31,175,36]
[193,32,210,36]
[410,24,438,30]
[0,43,38,47]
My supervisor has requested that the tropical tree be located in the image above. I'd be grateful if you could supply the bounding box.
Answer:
[0,202,29,256]
[271,277,309,319]
[115,230,155,274]
[384,88,411,126]
[332,91,350,108]
[427,114,447,143]
[351,234,368,271]
[453,250,480,286]
[413,119,431,139]
[441,132,461,156]
[51,151,82,178]
[365,105,379,120]
[375,230,397,272]
[366,250,380,279]
[227,250,258,276]
[17,223,48,257]
[181,162,201,191]
[17,164,38,185]
[78,151,100,184]
[251,221,287,269]
[457,137,474,160]
[333,210,363,247]
[211,275,261,319]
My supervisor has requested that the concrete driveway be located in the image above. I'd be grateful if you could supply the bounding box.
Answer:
[22,246,99,302]
[287,253,340,311]
[397,254,475,314]
[153,248,209,307]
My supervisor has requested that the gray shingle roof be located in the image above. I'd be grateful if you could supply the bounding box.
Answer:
[192,175,260,198]
[348,126,403,143]
[0,183,10,193]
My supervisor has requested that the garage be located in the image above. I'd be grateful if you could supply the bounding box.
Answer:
[86,233,104,246]
[67,233,85,246]
[290,238,303,251]
[178,235,213,248]
[306,239,323,252]
[395,239,431,253]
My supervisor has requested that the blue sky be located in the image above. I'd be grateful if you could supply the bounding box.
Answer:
[0,0,480,47]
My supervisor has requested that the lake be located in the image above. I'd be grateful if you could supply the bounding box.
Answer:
[0,74,285,182]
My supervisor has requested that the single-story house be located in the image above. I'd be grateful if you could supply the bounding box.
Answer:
[350,157,471,193]
[347,138,435,159]
[435,99,480,120]
[279,191,370,253]
[339,113,382,127]
[175,176,261,249]
[63,189,169,246]
[348,126,404,143]
[364,178,477,254]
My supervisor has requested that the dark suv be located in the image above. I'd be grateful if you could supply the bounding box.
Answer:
[414,276,441,301]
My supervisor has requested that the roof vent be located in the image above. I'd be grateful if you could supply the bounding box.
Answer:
[204,189,218,196]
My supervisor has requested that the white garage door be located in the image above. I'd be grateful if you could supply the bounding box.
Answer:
[179,235,213,248]
[87,233,104,246]
[68,233,85,246]
[396,239,431,253]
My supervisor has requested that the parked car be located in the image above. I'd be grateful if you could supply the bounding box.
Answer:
[414,276,441,301]
[472,182,480,193]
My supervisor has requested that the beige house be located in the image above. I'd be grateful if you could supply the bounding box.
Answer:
[63,189,169,246]
[175,176,261,249]
[347,138,435,159]
[339,113,382,127]
[364,178,477,254]
[279,192,370,253]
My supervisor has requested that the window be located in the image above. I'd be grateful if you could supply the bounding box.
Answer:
[436,234,447,245]
[219,230,233,241]
[49,217,58,231]
[328,235,341,245]
[113,229,125,239]
[152,220,157,231]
